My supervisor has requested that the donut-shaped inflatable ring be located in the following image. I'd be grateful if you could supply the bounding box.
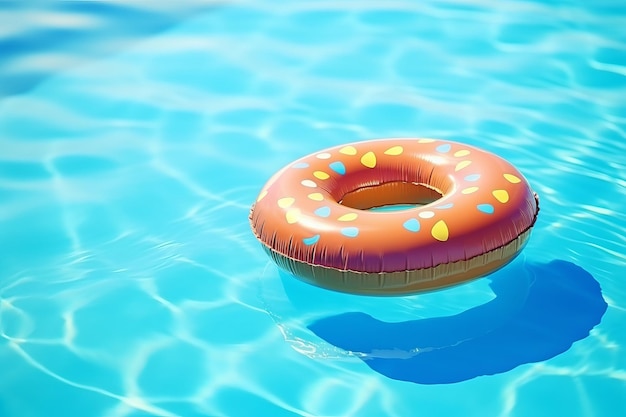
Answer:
[250,139,539,295]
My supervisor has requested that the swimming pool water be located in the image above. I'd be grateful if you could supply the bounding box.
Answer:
[1,1,625,416]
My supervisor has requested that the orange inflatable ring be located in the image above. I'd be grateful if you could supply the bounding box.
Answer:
[250,138,540,295]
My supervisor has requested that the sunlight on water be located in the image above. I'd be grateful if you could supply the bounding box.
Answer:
[0,1,625,416]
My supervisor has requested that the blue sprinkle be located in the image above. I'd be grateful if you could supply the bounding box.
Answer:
[292,162,309,169]
[403,218,421,232]
[477,204,495,214]
[329,161,346,175]
[314,206,331,217]
[303,235,320,245]
[436,203,454,209]
[464,174,481,182]
[436,143,451,153]
[341,227,359,237]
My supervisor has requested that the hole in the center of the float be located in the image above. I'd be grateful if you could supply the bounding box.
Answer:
[339,181,443,212]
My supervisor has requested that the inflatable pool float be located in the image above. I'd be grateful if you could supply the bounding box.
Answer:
[249,138,539,295]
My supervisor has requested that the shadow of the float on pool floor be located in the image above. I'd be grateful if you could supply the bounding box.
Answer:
[306,260,607,384]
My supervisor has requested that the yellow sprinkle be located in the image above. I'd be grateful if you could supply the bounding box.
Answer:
[455,160,472,171]
[308,193,324,201]
[493,189,510,203]
[418,139,435,143]
[504,173,521,184]
[285,208,301,224]
[431,220,449,242]
[339,146,357,155]
[461,187,479,194]
[338,213,358,222]
[256,190,268,202]
[454,150,470,157]
[361,151,377,168]
[313,171,330,180]
[277,197,295,208]
[384,146,404,155]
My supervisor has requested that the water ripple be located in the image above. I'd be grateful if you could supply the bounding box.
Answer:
[1,1,625,416]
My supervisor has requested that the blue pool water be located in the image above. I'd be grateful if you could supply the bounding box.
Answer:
[1,1,625,416]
